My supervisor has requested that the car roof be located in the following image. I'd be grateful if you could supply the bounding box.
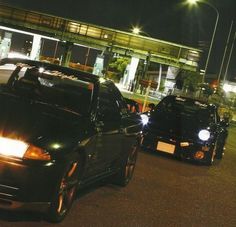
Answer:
[0,58,100,84]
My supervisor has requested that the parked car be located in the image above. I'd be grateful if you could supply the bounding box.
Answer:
[0,58,142,222]
[141,95,229,165]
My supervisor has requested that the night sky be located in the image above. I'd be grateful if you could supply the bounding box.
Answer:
[1,0,236,79]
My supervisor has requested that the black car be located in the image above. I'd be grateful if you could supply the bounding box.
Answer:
[141,95,229,165]
[0,58,142,222]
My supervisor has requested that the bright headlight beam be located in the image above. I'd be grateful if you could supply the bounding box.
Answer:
[38,67,45,73]
[0,137,28,158]
[140,114,149,125]
[198,130,210,141]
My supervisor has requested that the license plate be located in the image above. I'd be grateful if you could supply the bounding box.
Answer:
[157,141,175,154]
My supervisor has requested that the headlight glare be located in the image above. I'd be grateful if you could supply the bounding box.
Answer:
[198,129,210,141]
[140,114,149,125]
[0,137,28,158]
[0,136,50,160]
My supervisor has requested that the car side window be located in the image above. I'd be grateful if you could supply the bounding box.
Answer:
[109,83,129,115]
[97,84,121,121]
[0,64,18,85]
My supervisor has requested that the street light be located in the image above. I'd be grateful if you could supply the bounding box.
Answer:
[131,26,151,37]
[187,0,219,83]
[187,0,198,4]
[132,27,141,35]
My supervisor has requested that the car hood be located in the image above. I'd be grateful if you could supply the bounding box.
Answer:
[0,92,87,149]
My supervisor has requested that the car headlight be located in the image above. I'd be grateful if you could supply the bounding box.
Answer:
[140,114,149,125]
[198,130,210,141]
[0,137,51,161]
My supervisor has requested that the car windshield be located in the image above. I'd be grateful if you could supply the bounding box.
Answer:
[0,63,94,115]
[153,96,212,126]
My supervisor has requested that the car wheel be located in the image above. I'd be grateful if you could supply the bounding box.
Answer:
[112,144,138,187]
[47,161,79,223]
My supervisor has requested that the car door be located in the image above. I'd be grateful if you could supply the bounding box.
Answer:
[83,82,142,178]
[83,82,123,178]
[109,83,143,157]
[95,83,124,171]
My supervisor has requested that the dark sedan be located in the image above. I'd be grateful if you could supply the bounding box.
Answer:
[0,58,142,222]
[141,95,229,165]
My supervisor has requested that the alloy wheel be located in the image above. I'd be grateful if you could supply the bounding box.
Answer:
[125,146,137,183]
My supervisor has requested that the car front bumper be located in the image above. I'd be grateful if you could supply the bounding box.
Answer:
[0,156,64,212]
[141,133,213,163]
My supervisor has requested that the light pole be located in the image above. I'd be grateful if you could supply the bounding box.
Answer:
[223,31,236,82]
[187,0,219,83]
[218,21,234,83]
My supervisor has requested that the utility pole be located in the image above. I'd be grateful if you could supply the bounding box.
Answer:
[223,31,236,82]
[218,21,234,83]
[142,51,151,112]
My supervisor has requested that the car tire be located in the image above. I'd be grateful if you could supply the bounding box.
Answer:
[46,161,79,223]
[112,144,138,187]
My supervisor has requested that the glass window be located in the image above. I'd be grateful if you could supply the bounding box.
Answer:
[1,63,94,115]
[0,64,17,84]
[97,84,121,121]
[108,83,128,115]
[153,96,212,126]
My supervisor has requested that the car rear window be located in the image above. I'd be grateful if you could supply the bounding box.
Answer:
[0,63,94,115]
